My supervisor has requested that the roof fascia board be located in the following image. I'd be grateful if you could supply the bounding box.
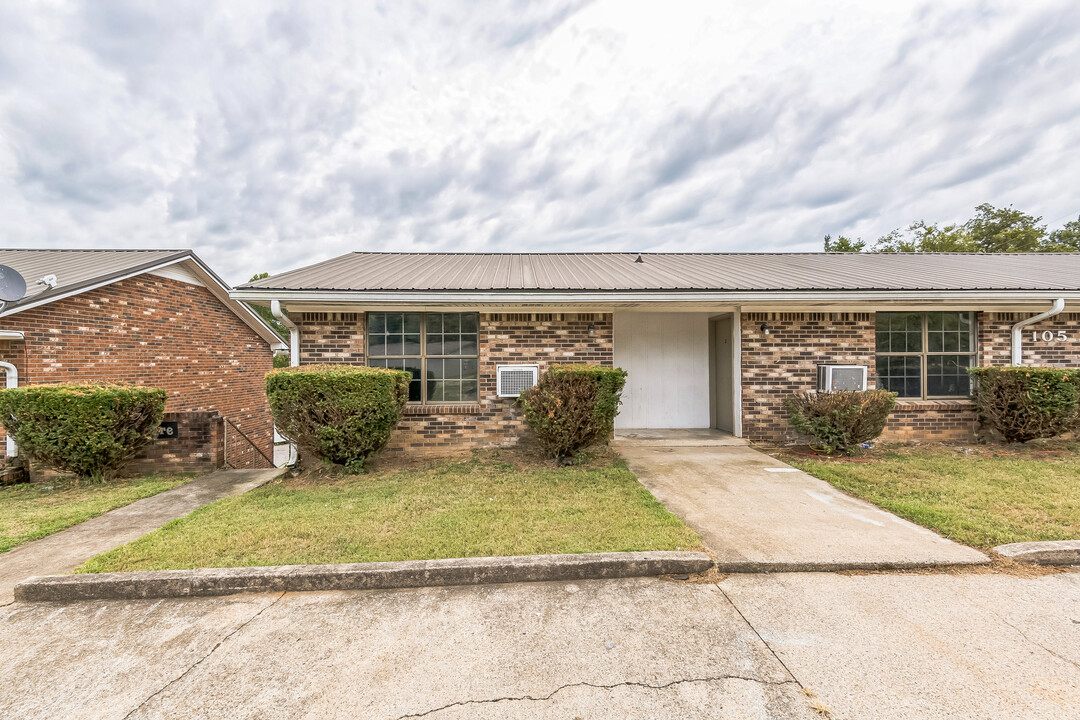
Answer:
[230,289,1080,304]
[178,257,289,349]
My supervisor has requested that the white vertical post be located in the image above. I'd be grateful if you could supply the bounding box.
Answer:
[731,308,742,438]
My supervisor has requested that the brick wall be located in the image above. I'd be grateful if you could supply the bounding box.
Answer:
[294,312,364,365]
[741,312,876,444]
[293,311,613,452]
[978,312,1080,368]
[0,274,276,468]
[878,401,978,443]
[740,311,984,445]
[126,411,224,473]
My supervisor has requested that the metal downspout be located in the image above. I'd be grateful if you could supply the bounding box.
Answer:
[271,300,300,367]
[0,359,18,457]
[1011,299,1065,365]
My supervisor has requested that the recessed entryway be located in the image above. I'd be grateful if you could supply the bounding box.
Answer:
[613,311,737,432]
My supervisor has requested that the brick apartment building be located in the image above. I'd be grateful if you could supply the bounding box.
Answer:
[0,249,286,471]
[232,252,1080,450]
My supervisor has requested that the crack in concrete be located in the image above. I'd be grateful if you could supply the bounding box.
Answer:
[714,583,805,690]
[992,610,1080,671]
[394,675,800,719]
[120,592,286,720]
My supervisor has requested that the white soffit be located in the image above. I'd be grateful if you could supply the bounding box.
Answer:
[147,264,205,286]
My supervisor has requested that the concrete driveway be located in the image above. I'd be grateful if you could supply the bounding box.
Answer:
[614,432,987,570]
[2,571,1078,719]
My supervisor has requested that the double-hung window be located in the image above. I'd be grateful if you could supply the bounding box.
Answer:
[875,312,975,399]
[366,312,479,403]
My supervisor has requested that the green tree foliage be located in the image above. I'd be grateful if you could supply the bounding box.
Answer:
[245,273,288,339]
[783,389,897,455]
[266,365,411,473]
[517,364,628,459]
[824,205,1079,253]
[1047,216,1080,251]
[823,234,865,252]
[968,367,1080,442]
[0,384,167,481]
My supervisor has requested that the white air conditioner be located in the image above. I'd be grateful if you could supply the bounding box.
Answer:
[497,364,539,397]
[817,365,868,392]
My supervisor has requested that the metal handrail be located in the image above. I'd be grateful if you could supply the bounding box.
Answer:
[223,417,276,468]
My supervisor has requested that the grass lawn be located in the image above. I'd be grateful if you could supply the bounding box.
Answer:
[789,444,1080,548]
[78,452,701,573]
[0,474,193,553]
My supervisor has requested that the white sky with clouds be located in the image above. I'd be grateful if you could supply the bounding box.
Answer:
[1,0,1078,283]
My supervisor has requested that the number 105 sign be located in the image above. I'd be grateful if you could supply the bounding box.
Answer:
[1032,330,1070,342]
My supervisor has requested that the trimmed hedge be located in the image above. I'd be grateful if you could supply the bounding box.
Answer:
[0,383,167,481]
[266,364,411,472]
[969,366,1080,442]
[517,364,628,459]
[784,389,897,455]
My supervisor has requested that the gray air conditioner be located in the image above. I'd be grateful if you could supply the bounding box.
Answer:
[496,364,539,397]
[817,365,868,392]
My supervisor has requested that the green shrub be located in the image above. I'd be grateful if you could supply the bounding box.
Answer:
[969,366,1080,442]
[783,389,897,455]
[517,364,628,459]
[272,354,289,369]
[266,364,411,472]
[0,383,167,481]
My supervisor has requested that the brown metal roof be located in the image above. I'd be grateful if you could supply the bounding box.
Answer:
[240,252,1080,293]
[0,248,285,347]
[0,249,189,308]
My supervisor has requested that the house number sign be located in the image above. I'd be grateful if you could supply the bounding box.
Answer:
[1032,330,1070,342]
[158,421,179,439]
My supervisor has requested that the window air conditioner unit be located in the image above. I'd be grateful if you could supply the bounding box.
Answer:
[496,364,539,397]
[817,365,868,392]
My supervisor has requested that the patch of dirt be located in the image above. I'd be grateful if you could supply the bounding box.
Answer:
[835,553,1078,579]
[283,441,622,487]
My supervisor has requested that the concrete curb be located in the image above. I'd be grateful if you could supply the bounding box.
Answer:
[713,555,990,573]
[994,540,1080,566]
[13,551,714,603]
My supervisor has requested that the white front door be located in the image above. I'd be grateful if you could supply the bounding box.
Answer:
[613,312,712,428]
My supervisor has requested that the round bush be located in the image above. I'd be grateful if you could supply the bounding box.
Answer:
[0,383,167,481]
[783,389,897,455]
[266,364,411,472]
[517,364,628,459]
[969,366,1080,442]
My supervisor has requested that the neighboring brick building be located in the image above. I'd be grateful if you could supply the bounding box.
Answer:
[0,249,286,471]
[233,252,1080,449]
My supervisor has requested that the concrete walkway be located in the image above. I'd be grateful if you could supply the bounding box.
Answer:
[0,468,281,606]
[614,433,988,571]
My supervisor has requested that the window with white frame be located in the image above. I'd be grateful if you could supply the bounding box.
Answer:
[875,312,976,399]
[366,312,479,403]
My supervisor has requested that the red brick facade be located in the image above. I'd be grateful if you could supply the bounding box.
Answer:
[292,311,613,452]
[283,306,1080,451]
[978,312,1080,367]
[740,310,1080,445]
[741,312,876,444]
[0,274,275,469]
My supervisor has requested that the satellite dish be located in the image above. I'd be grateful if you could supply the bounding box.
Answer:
[0,265,27,303]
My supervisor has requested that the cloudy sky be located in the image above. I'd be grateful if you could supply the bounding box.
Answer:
[1,1,1078,283]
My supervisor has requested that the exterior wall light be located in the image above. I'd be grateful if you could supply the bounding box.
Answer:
[588,323,596,336]
[760,323,771,335]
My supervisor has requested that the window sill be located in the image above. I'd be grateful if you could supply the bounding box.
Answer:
[892,399,975,410]
[402,404,482,416]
